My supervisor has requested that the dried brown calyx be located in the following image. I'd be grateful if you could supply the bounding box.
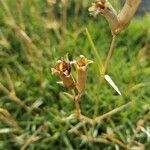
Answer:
[75,55,93,93]
[52,55,93,93]
[89,0,141,35]
[89,0,115,16]
[52,59,75,89]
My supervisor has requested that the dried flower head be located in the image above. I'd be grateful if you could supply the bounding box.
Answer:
[52,59,75,89]
[88,0,110,17]
[89,0,141,34]
[75,55,93,93]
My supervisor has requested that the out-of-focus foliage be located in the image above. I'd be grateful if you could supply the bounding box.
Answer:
[0,0,149,149]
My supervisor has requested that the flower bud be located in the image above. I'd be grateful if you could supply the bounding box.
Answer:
[52,59,75,89]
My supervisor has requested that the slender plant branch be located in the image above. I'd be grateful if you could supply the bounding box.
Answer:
[93,102,131,124]
[85,28,103,69]
[0,82,30,112]
[69,101,132,126]
[73,91,91,138]
[102,133,127,149]
[102,34,117,77]
[74,94,81,118]
[21,123,46,150]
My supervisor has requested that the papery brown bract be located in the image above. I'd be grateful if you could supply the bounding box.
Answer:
[75,55,93,94]
[52,60,75,89]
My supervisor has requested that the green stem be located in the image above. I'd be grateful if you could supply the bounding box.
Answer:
[85,28,103,69]
[102,34,117,76]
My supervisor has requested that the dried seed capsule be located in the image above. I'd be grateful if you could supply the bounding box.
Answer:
[89,0,141,35]
[75,55,93,94]
[89,0,119,34]
[52,60,75,89]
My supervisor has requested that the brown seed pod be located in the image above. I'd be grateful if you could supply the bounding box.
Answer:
[89,0,141,35]
[52,59,75,89]
[89,0,119,33]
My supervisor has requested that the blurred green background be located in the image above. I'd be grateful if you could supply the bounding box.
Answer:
[0,0,149,149]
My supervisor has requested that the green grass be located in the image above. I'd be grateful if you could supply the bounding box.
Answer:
[0,0,150,149]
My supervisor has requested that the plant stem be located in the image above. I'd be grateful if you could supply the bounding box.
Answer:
[85,28,103,69]
[21,124,46,150]
[102,133,127,149]
[93,102,131,124]
[0,83,30,112]
[73,93,92,138]
[74,96,81,119]
[102,34,117,77]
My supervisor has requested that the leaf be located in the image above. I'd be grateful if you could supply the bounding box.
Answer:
[104,75,121,95]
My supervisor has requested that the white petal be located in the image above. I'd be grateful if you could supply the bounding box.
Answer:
[104,75,121,95]
[57,81,64,86]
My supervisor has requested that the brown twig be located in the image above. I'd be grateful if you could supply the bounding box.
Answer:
[0,108,22,132]
[3,68,15,93]
[16,0,25,30]
[69,124,111,145]
[67,101,132,127]
[102,133,127,149]
[73,93,91,138]
[0,82,30,112]
[74,95,81,118]
[21,124,46,150]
